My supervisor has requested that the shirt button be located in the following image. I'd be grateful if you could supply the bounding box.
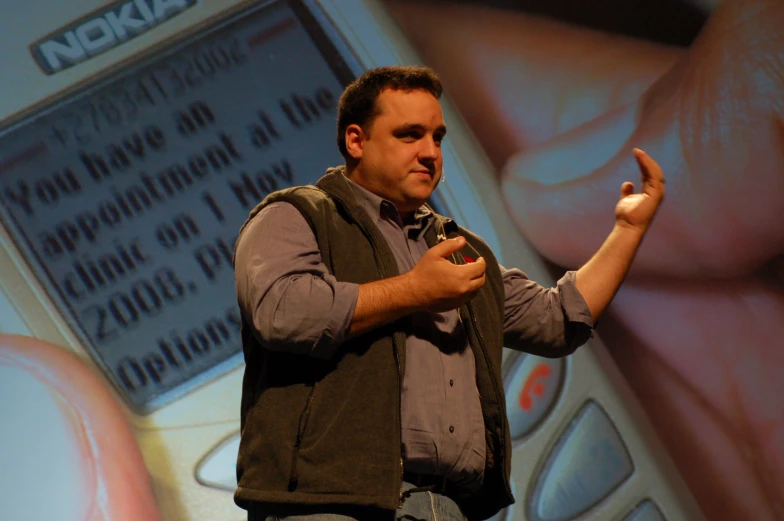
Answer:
[449,426,455,434]
[449,379,454,387]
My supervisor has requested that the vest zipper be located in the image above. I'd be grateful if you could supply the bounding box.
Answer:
[288,384,317,491]
[330,192,412,508]
[465,300,513,498]
[356,217,406,507]
[393,287,405,507]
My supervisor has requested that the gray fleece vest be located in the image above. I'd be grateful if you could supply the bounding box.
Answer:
[233,168,514,520]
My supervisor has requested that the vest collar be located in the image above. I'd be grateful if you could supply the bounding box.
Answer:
[316,165,458,237]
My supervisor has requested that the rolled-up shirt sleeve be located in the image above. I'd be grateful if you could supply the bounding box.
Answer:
[233,202,359,359]
[502,267,594,357]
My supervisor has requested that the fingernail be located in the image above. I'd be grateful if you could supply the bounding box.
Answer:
[0,359,94,521]
[503,103,638,185]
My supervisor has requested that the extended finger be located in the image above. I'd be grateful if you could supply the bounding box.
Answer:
[633,148,666,196]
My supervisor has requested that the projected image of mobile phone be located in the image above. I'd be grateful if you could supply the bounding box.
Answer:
[0,1,706,520]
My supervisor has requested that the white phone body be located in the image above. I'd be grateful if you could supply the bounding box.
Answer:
[0,1,706,520]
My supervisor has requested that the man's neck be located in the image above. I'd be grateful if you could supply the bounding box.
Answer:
[343,164,421,219]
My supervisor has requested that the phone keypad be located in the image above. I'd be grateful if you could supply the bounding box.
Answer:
[527,400,633,521]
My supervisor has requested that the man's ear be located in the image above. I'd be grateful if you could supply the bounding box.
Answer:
[345,124,365,160]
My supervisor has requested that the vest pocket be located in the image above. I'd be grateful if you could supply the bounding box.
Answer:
[288,383,318,491]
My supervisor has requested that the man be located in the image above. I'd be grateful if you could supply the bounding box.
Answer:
[232,66,665,521]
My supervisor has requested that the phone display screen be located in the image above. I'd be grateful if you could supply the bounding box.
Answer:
[0,0,355,412]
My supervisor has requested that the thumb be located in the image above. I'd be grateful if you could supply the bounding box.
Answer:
[501,0,784,278]
[427,236,466,258]
[386,0,681,168]
[0,334,161,521]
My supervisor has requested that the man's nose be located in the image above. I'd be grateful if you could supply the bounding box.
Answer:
[419,137,440,159]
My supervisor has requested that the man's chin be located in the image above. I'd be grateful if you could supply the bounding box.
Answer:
[397,195,431,214]
[410,189,436,204]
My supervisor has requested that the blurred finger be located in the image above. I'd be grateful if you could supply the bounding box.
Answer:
[386,0,682,167]
[0,335,161,521]
[390,0,784,277]
[499,0,784,277]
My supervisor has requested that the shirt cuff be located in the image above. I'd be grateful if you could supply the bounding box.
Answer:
[557,271,594,327]
[311,281,360,359]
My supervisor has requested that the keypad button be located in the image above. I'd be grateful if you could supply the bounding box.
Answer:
[622,500,667,521]
[195,431,241,491]
[503,354,565,440]
[528,401,633,521]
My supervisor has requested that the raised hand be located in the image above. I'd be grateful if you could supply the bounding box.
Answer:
[615,149,666,232]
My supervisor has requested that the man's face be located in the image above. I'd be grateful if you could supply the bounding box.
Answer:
[347,88,446,214]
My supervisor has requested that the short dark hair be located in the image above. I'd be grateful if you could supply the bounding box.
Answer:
[336,66,443,160]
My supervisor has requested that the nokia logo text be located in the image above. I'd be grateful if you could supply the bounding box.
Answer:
[31,0,197,74]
